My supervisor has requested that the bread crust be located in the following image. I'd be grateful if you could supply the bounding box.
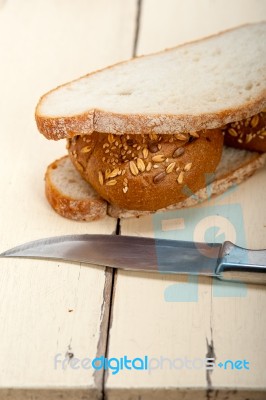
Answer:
[36,98,266,140]
[68,129,224,211]
[35,22,266,140]
[45,157,107,221]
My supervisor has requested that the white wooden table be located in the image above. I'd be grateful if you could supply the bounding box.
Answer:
[0,1,265,399]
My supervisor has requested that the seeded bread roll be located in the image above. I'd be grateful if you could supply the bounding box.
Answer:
[224,111,266,152]
[68,130,224,211]
[44,149,266,221]
[108,148,266,218]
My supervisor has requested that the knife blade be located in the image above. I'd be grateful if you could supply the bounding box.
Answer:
[1,235,266,284]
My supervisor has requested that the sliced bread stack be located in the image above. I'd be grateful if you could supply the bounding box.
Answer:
[45,149,266,220]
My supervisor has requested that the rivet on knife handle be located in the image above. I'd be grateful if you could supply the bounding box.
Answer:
[216,241,266,284]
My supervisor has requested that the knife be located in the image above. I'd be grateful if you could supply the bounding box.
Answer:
[1,235,266,284]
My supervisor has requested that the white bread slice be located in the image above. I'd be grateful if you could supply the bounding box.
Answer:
[36,22,266,140]
[45,150,266,221]
[45,156,107,221]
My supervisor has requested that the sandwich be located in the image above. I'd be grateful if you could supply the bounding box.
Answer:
[35,22,266,221]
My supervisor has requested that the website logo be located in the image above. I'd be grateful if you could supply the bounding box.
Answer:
[152,179,247,301]
[53,354,250,374]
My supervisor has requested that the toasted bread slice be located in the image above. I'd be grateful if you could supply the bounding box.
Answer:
[36,22,266,140]
[45,156,107,221]
[45,149,266,220]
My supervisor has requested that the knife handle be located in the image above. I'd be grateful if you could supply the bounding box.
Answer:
[216,241,266,285]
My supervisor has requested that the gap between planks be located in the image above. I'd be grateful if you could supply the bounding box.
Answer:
[94,1,144,398]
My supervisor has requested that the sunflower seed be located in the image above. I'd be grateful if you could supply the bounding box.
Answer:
[166,162,176,173]
[123,186,128,193]
[189,131,199,138]
[105,169,111,179]
[108,168,120,178]
[153,172,166,184]
[106,179,117,186]
[177,171,184,184]
[184,162,192,171]
[143,148,149,159]
[173,147,185,158]
[228,128,238,137]
[137,158,145,172]
[98,171,104,186]
[146,162,152,172]
[152,154,165,162]
[251,114,259,128]
[148,143,159,153]
[175,133,187,140]
[245,134,253,144]
[129,161,139,176]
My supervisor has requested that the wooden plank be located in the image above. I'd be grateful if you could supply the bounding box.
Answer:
[105,0,266,398]
[137,0,266,54]
[0,0,136,398]
[210,166,266,393]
